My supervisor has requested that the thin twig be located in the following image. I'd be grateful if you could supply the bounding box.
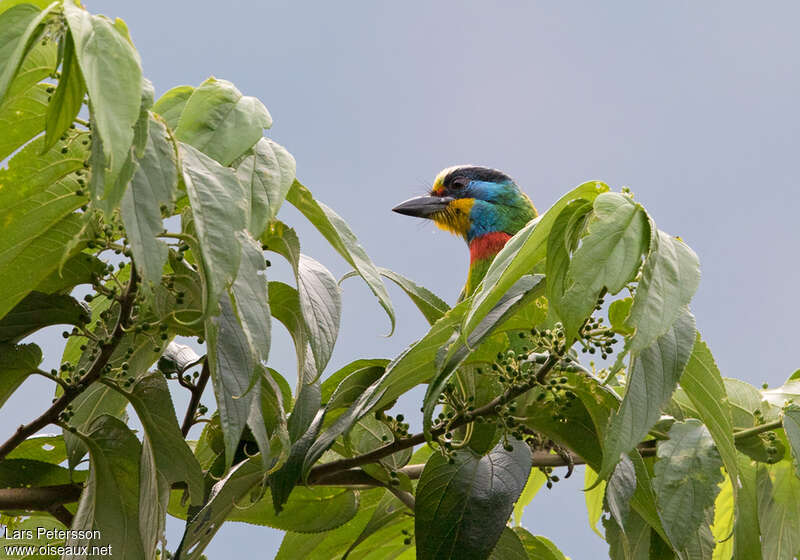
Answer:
[181,360,210,437]
[0,267,139,463]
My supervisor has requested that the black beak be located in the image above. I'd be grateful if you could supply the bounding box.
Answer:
[392,195,453,219]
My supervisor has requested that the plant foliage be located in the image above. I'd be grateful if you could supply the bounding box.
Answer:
[0,3,798,559]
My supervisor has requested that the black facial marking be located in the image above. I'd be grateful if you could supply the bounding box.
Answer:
[442,166,513,190]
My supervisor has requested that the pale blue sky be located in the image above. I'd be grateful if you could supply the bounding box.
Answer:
[3,1,800,558]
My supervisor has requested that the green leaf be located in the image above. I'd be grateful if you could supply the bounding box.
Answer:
[180,142,247,316]
[6,433,65,464]
[0,2,56,104]
[175,76,271,166]
[151,84,193,129]
[584,465,607,538]
[275,489,410,560]
[65,415,145,559]
[0,77,49,161]
[225,484,358,532]
[175,458,264,560]
[270,395,324,513]
[341,491,405,559]
[64,3,143,191]
[0,292,88,343]
[320,359,389,410]
[206,295,259,469]
[604,507,652,560]
[488,527,529,560]
[625,230,701,353]
[758,460,800,560]
[679,336,757,555]
[609,297,634,335]
[598,307,696,482]
[374,267,450,326]
[347,415,412,471]
[415,440,532,560]
[560,193,648,341]
[653,419,723,551]
[5,27,57,98]
[0,342,41,408]
[34,252,106,295]
[119,372,204,505]
[607,454,637,529]
[120,114,179,289]
[513,467,547,526]
[297,253,341,378]
[463,180,609,338]
[43,30,85,152]
[235,137,296,236]
[0,514,66,553]
[300,383,384,479]
[0,457,85,488]
[783,403,800,476]
[231,231,271,365]
[268,280,312,383]
[545,198,593,337]
[711,474,734,560]
[0,132,90,320]
[734,454,763,560]
[513,527,568,560]
[286,179,395,334]
[262,222,339,378]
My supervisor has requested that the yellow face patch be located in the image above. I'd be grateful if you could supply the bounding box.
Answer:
[433,197,474,238]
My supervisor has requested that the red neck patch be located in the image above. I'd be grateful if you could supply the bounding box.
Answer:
[469,232,512,265]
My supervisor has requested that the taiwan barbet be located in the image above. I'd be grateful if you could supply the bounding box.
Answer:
[393,166,538,299]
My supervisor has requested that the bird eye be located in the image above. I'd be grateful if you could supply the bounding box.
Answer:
[451,178,469,190]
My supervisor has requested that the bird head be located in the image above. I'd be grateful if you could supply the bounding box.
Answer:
[393,165,538,297]
[392,165,537,242]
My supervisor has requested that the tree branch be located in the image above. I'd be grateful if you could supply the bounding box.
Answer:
[308,354,561,484]
[181,360,210,437]
[0,267,139,462]
[0,484,83,511]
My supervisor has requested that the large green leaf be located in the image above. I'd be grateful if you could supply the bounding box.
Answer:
[206,294,259,469]
[0,342,41,408]
[175,76,271,166]
[286,180,395,333]
[0,46,52,159]
[180,142,247,316]
[347,415,412,471]
[64,415,145,560]
[34,252,106,295]
[235,137,296,236]
[230,231,271,364]
[175,458,262,560]
[64,3,142,192]
[597,307,696,482]
[0,2,56,104]
[268,280,314,384]
[6,433,66,464]
[711,474,734,560]
[624,229,700,353]
[297,254,341,378]
[320,359,389,410]
[757,460,800,560]
[415,440,532,560]
[462,180,609,338]
[0,291,88,343]
[224,485,358,532]
[679,336,758,557]
[119,372,204,505]
[556,193,649,342]
[513,467,547,526]
[43,30,85,152]
[120,114,178,289]
[604,507,652,560]
[151,84,193,129]
[0,132,90,320]
[545,198,593,339]
[653,420,723,551]
[606,454,637,529]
